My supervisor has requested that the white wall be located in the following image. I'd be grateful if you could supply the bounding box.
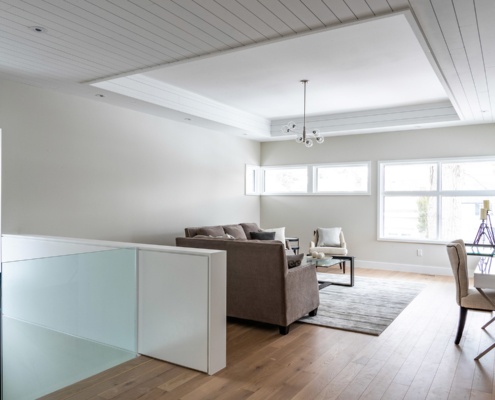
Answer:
[0,79,260,245]
[261,124,495,275]
[2,77,493,274]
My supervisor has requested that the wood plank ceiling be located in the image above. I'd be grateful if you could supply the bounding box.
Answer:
[0,0,493,138]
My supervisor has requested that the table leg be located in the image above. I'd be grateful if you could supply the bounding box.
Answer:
[476,288,495,308]
[482,315,495,329]
[475,342,495,360]
[323,257,354,287]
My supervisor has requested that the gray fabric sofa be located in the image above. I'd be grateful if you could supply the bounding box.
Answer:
[176,223,319,334]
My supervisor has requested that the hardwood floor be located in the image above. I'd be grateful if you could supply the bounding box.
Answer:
[42,269,495,400]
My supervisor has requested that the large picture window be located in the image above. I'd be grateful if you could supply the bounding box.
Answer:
[379,158,495,242]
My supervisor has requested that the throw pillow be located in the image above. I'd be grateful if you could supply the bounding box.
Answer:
[317,227,341,247]
[223,224,247,239]
[197,226,225,237]
[262,227,286,245]
[250,231,276,240]
[240,222,261,238]
[287,253,304,269]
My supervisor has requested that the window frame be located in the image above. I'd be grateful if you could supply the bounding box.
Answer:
[245,164,261,195]
[378,156,495,243]
[258,161,371,196]
[313,162,371,195]
[261,165,310,195]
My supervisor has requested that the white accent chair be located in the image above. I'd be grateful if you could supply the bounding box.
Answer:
[310,227,348,256]
[309,227,348,273]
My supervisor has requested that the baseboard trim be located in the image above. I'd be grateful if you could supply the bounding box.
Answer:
[356,260,453,276]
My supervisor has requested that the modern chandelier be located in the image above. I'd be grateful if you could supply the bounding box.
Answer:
[282,80,324,147]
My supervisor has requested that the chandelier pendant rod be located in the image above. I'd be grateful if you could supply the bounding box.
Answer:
[302,79,307,142]
[281,79,323,147]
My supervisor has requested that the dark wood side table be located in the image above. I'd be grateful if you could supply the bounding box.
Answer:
[286,237,300,254]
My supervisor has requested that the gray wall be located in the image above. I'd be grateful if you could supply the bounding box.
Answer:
[261,124,495,274]
[0,79,260,245]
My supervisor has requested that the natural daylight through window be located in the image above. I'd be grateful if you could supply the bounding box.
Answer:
[254,162,370,195]
[379,157,495,243]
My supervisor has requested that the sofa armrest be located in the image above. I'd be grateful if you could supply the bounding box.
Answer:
[285,263,320,325]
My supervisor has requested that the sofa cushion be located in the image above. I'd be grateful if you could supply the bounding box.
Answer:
[250,231,276,240]
[240,222,261,238]
[317,227,341,247]
[287,253,304,269]
[197,226,225,237]
[223,224,247,239]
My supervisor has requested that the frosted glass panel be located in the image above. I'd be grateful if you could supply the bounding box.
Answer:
[2,248,138,399]
[2,248,137,351]
[2,317,135,400]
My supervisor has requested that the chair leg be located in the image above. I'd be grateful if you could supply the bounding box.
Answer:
[455,307,468,345]
[309,307,318,317]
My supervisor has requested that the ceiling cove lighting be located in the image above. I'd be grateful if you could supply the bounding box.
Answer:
[282,80,324,148]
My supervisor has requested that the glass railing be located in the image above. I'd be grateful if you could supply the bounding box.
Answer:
[1,248,138,400]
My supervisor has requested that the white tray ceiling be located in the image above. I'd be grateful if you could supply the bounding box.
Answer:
[1,0,493,140]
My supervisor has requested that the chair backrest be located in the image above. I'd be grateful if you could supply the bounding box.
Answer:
[446,239,468,306]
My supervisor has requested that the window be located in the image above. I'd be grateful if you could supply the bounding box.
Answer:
[245,165,260,195]
[314,164,369,194]
[258,162,370,195]
[379,158,495,242]
[262,166,307,194]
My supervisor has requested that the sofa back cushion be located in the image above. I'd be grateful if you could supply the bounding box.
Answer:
[223,224,248,239]
[197,225,225,237]
[240,222,261,238]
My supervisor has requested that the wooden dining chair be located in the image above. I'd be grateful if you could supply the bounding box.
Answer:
[446,239,495,345]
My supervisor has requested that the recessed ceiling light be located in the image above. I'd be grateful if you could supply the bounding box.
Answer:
[28,26,47,33]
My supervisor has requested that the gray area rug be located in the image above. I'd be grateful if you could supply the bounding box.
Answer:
[299,274,426,336]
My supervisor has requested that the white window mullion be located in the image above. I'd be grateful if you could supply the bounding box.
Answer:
[308,165,314,193]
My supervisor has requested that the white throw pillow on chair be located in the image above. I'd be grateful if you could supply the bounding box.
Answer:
[317,227,341,247]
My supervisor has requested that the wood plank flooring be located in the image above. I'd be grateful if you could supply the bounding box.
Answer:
[41,269,495,400]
